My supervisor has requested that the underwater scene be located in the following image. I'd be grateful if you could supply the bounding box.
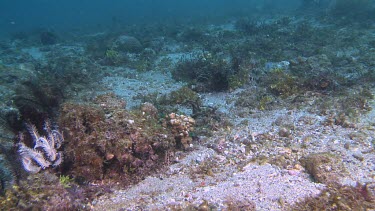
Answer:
[1,0,375,210]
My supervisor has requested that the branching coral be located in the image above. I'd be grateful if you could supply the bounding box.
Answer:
[17,121,64,173]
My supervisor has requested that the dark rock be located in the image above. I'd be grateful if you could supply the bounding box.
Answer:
[113,35,142,53]
[40,31,58,45]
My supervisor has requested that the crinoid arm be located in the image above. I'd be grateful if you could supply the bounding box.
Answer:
[25,123,40,144]
[21,156,41,174]
[18,142,51,173]
[34,136,57,161]
[52,152,63,168]
[51,129,64,149]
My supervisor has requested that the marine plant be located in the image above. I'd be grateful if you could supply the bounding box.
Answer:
[258,95,274,111]
[290,183,375,210]
[172,52,232,92]
[58,93,179,182]
[301,153,347,184]
[105,49,120,65]
[266,68,299,97]
[0,172,87,210]
[12,80,63,130]
[157,86,202,114]
[105,49,119,60]
[227,55,251,90]
[59,175,73,188]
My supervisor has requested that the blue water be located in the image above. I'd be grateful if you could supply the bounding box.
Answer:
[0,0,302,36]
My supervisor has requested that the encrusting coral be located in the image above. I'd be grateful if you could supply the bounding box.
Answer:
[17,121,64,173]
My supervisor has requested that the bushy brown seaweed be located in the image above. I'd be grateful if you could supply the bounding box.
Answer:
[58,93,189,184]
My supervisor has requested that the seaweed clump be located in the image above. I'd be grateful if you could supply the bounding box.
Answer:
[264,68,299,97]
[154,86,202,115]
[292,153,375,210]
[0,173,87,210]
[290,183,375,211]
[301,153,347,184]
[10,80,63,132]
[58,93,190,184]
[172,53,233,92]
